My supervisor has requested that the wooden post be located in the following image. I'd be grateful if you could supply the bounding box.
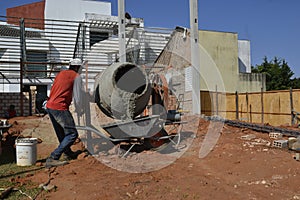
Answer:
[20,59,24,116]
[246,92,249,122]
[235,91,239,120]
[290,87,295,125]
[261,87,264,124]
[250,105,252,123]
[215,85,218,116]
[19,18,26,117]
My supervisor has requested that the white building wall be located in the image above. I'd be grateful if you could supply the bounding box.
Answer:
[238,40,251,73]
[45,0,111,21]
[44,0,112,63]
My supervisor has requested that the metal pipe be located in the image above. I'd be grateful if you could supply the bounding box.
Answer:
[20,59,24,116]
[207,116,300,137]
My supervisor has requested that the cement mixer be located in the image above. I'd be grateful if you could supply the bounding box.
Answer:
[94,62,152,120]
[77,62,184,151]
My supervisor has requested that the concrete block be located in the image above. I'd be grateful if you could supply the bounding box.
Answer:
[269,132,283,139]
[272,140,288,148]
[291,141,300,151]
[241,134,256,140]
[288,137,298,150]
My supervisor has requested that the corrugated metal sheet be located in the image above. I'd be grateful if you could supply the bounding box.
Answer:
[0,16,172,92]
[0,24,42,38]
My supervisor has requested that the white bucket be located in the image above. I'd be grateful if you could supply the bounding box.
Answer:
[15,138,37,166]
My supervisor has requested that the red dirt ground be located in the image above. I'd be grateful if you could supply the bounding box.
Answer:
[2,115,300,200]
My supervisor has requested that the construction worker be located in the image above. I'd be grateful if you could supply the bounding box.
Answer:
[5,105,17,119]
[45,58,84,168]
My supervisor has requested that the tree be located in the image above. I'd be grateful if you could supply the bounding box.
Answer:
[251,56,300,90]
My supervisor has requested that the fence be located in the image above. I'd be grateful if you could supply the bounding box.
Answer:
[201,88,300,126]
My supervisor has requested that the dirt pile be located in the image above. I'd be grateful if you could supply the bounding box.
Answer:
[2,116,300,200]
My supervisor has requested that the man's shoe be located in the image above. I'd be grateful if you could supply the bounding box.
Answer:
[63,150,82,161]
[45,157,69,168]
[62,154,75,161]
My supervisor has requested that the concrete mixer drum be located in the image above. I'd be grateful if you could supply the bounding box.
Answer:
[94,62,152,120]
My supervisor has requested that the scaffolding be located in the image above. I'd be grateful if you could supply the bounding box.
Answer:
[0,15,173,116]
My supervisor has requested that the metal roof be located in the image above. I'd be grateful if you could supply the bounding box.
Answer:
[0,24,42,38]
[85,13,143,30]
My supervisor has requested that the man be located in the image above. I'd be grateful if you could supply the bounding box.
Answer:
[5,105,17,119]
[45,58,84,168]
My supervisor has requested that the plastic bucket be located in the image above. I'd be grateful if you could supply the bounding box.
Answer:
[15,138,37,166]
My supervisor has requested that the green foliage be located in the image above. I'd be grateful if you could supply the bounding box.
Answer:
[252,56,300,91]
[0,162,42,199]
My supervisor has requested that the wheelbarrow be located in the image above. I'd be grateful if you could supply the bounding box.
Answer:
[74,115,181,156]
[0,124,12,136]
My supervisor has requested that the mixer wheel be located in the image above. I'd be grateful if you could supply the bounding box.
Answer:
[144,128,169,150]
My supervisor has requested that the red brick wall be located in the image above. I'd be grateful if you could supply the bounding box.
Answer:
[6,0,45,30]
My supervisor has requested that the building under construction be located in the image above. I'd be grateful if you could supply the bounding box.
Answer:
[0,0,265,119]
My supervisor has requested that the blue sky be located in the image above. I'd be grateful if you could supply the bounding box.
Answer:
[1,0,299,77]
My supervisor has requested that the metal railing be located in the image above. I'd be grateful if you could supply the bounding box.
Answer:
[0,15,173,83]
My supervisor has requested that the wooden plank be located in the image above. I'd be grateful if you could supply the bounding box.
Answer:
[290,88,294,125]
[235,91,239,120]
[261,87,264,124]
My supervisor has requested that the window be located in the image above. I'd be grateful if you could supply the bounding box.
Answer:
[26,51,47,78]
[90,31,109,47]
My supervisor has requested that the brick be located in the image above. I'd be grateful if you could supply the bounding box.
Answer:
[241,134,256,140]
[272,140,288,148]
[269,132,283,139]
